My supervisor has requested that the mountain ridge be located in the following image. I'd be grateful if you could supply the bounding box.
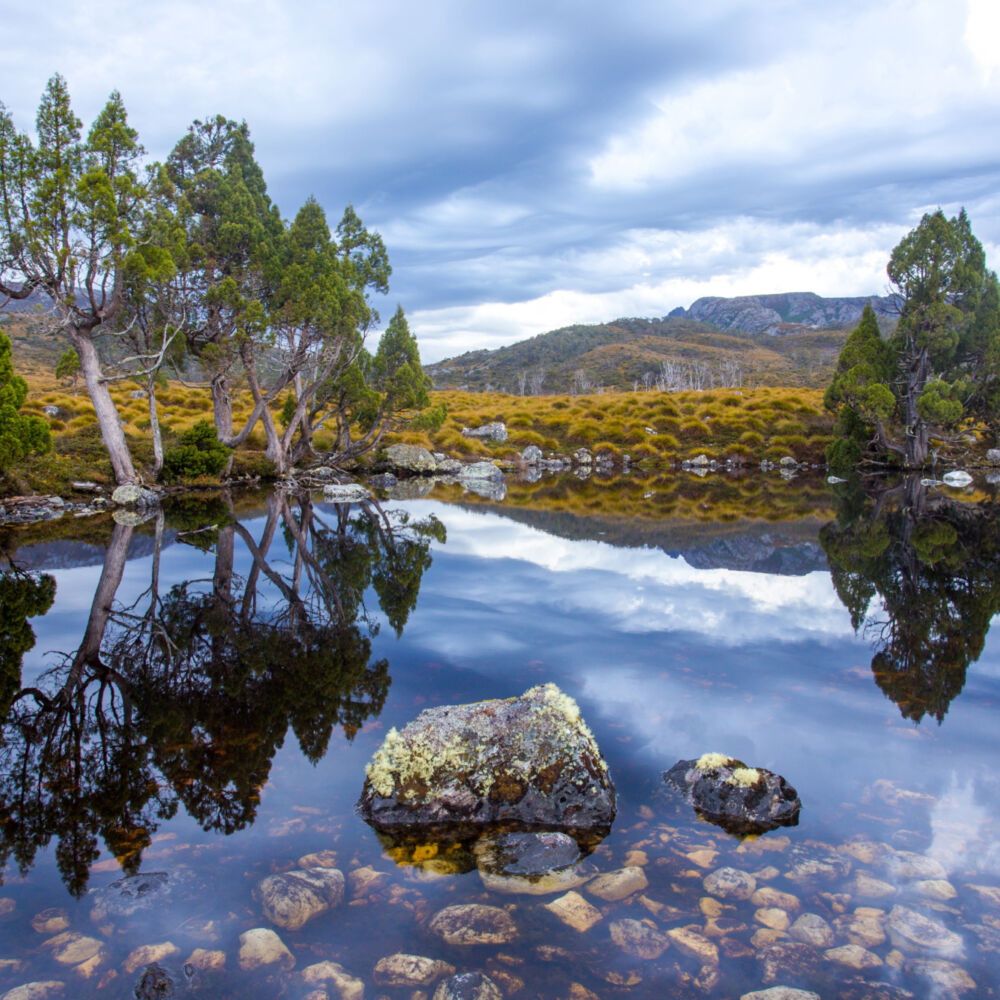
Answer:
[425,291,895,394]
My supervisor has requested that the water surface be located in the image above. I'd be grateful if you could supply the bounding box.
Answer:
[1,477,999,998]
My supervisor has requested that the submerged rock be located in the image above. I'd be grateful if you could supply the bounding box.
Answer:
[433,972,503,1000]
[886,904,963,958]
[586,866,648,901]
[254,867,344,931]
[357,683,615,837]
[544,891,603,932]
[703,867,757,900]
[663,754,801,836]
[133,963,174,999]
[238,928,294,972]
[474,831,594,895]
[428,904,518,946]
[741,990,821,1000]
[88,871,179,923]
[373,954,455,987]
[300,961,364,1000]
[0,984,66,1000]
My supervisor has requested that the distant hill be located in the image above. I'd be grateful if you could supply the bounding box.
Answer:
[673,292,899,336]
[425,292,898,394]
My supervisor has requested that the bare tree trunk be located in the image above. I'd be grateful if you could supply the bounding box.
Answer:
[211,373,234,442]
[904,344,931,468]
[65,520,134,690]
[71,331,137,486]
[146,375,164,477]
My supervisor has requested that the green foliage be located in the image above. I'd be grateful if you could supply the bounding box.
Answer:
[280,392,297,427]
[0,329,51,472]
[161,420,231,482]
[54,348,81,385]
[373,306,430,412]
[0,569,56,718]
[828,211,1000,468]
[409,401,447,432]
[821,482,1000,722]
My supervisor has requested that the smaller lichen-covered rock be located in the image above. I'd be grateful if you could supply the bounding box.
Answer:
[357,684,615,836]
[461,422,507,443]
[663,755,800,836]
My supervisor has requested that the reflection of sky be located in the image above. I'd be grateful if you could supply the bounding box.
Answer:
[18,497,1000,884]
[407,503,851,644]
[375,500,1000,873]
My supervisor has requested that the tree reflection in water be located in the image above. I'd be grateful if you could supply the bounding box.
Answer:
[820,476,1000,724]
[0,492,444,895]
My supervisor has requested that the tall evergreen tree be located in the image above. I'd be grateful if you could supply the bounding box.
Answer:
[0,77,147,484]
[828,210,1000,469]
[0,328,51,473]
[165,116,283,449]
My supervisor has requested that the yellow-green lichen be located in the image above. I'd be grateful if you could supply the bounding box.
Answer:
[364,683,608,799]
[695,752,733,771]
[365,725,469,799]
[727,767,761,787]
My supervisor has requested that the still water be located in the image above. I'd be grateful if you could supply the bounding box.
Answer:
[1,476,999,999]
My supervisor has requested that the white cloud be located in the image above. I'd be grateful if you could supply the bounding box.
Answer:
[966,0,1000,82]
[588,0,1000,193]
[410,218,905,361]
[410,502,850,642]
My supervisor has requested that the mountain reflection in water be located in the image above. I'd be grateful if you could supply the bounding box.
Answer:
[0,477,999,1000]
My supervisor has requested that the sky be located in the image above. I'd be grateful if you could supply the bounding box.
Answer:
[3,0,999,362]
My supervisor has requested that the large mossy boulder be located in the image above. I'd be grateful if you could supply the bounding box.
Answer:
[663,753,801,837]
[357,684,615,837]
[384,444,437,474]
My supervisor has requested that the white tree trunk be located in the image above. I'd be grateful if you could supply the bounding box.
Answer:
[72,331,137,485]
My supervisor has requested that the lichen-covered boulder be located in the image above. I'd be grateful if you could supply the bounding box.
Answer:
[461,422,507,443]
[384,444,438,474]
[664,753,800,837]
[111,484,160,508]
[322,483,370,503]
[358,684,615,836]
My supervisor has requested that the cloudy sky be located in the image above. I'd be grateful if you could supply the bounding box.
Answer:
[3,0,999,361]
